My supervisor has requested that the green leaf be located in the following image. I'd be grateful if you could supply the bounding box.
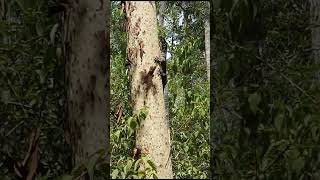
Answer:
[114,130,121,142]
[292,157,304,172]
[132,175,139,179]
[71,164,86,178]
[36,22,43,36]
[29,99,37,106]
[141,156,148,164]
[124,159,132,176]
[134,159,142,171]
[184,146,189,152]
[274,113,284,131]
[219,59,229,76]
[230,0,239,15]
[86,157,96,180]
[1,90,11,104]
[50,24,59,45]
[303,114,311,126]
[248,92,261,114]
[126,159,133,172]
[138,171,145,178]
[111,169,119,179]
[187,90,192,97]
[152,173,158,179]
[128,117,138,130]
[14,0,26,13]
[57,175,73,180]
[36,69,45,84]
[311,126,319,142]
[147,159,157,171]
[56,47,62,59]
[138,107,148,122]
[128,128,134,137]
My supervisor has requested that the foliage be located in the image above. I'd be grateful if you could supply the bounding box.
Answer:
[0,0,69,179]
[212,0,320,179]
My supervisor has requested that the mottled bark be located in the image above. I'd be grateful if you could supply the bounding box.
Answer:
[62,0,109,174]
[125,1,173,178]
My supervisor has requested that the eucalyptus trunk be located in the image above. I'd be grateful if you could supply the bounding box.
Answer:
[125,1,173,178]
[62,0,109,172]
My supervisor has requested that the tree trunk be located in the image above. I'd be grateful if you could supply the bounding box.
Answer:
[62,0,109,173]
[183,2,189,36]
[1,0,8,44]
[158,1,170,141]
[205,18,210,80]
[125,1,173,178]
[0,0,5,20]
[310,0,320,80]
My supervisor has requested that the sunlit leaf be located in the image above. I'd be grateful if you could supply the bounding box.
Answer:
[111,169,119,179]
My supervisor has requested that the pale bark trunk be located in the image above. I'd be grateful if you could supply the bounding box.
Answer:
[205,18,210,80]
[125,1,173,178]
[63,0,109,172]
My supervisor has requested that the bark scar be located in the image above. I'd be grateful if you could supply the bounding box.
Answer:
[138,39,145,60]
[140,66,157,96]
[134,17,141,36]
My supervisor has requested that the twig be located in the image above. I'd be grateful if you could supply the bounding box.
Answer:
[222,106,243,119]
[5,121,25,137]
[74,171,88,180]
[261,143,291,173]
[7,101,32,108]
[256,56,318,104]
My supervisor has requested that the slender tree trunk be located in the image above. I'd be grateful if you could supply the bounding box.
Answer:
[209,2,218,179]
[1,0,8,44]
[0,0,5,44]
[310,0,320,80]
[183,2,189,36]
[62,0,109,173]
[0,0,5,20]
[158,1,170,139]
[125,1,173,178]
[205,18,210,80]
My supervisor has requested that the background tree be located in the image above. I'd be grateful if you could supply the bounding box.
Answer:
[0,0,110,179]
[62,0,109,178]
[310,0,320,79]
[205,7,210,80]
[212,0,320,179]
